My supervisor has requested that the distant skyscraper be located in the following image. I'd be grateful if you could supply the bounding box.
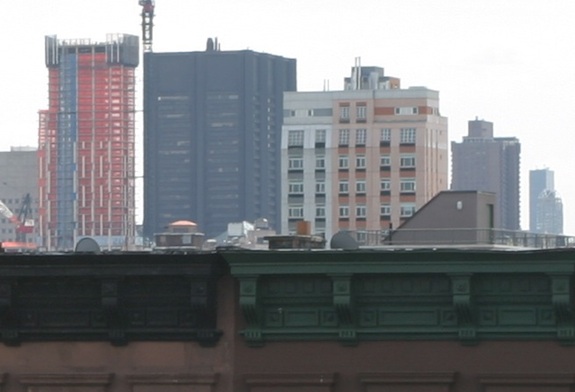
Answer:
[281,65,448,240]
[535,189,563,234]
[451,119,521,230]
[39,34,139,250]
[143,42,296,238]
[530,169,563,234]
[529,168,554,232]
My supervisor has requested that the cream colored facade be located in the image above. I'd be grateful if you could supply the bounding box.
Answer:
[281,68,448,242]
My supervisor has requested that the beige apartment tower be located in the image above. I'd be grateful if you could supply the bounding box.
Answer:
[281,65,448,241]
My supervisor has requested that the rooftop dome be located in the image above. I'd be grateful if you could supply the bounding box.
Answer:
[169,220,197,227]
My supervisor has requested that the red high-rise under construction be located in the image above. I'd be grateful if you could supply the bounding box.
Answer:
[39,34,139,251]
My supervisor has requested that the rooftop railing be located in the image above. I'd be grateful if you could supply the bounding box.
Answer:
[347,228,574,249]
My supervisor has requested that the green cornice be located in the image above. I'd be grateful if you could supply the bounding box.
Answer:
[222,249,575,346]
[223,249,575,275]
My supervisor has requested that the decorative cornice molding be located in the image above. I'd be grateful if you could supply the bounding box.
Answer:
[331,274,357,345]
[224,250,575,345]
[549,273,574,344]
[450,274,476,343]
[0,253,225,346]
[239,277,263,346]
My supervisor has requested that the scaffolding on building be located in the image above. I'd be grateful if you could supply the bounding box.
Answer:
[39,35,139,251]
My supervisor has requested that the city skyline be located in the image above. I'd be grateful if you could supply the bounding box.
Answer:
[1,0,574,233]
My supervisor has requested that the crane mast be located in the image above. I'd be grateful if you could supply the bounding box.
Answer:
[139,0,155,53]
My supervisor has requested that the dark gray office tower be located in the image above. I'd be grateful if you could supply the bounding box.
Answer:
[451,118,521,230]
[143,42,296,238]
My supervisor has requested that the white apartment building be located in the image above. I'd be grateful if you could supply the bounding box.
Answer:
[281,66,448,241]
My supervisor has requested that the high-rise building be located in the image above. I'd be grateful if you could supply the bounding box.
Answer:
[529,168,555,232]
[535,189,563,234]
[281,65,448,240]
[39,34,139,251]
[0,147,39,247]
[451,118,521,230]
[529,168,563,234]
[143,42,296,238]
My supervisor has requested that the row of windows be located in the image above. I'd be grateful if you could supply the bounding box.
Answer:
[288,203,417,219]
[340,105,426,119]
[287,128,416,147]
[339,127,416,145]
[288,154,416,171]
[339,105,367,121]
[339,154,416,169]
[287,178,416,195]
[286,108,333,118]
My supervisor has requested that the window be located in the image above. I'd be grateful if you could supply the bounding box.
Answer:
[380,128,391,142]
[315,129,326,144]
[340,106,350,120]
[315,156,326,169]
[338,155,349,169]
[380,179,391,191]
[339,205,349,218]
[356,205,367,218]
[400,178,416,193]
[395,107,418,115]
[380,204,391,216]
[400,203,416,217]
[315,181,325,194]
[356,181,366,193]
[355,128,367,145]
[400,154,416,168]
[356,155,366,169]
[288,182,304,194]
[288,206,304,218]
[339,181,349,194]
[288,157,304,170]
[380,155,391,167]
[288,130,304,147]
[339,129,350,145]
[315,206,326,218]
[357,105,367,120]
[400,128,416,144]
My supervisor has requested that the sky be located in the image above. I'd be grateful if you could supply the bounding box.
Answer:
[1,0,574,233]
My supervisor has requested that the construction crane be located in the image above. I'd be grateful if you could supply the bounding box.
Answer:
[139,0,155,53]
[0,194,34,247]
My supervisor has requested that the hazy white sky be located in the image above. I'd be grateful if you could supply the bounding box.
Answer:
[1,0,574,233]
